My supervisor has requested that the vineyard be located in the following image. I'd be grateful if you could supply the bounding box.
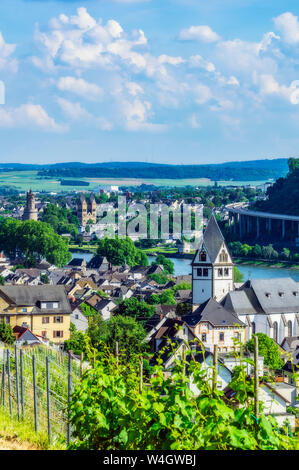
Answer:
[0,342,81,447]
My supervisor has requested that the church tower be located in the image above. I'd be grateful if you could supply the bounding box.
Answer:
[23,190,38,221]
[77,193,97,226]
[192,214,234,307]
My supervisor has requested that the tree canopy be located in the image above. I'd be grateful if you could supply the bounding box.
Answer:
[0,217,71,267]
[97,237,148,267]
[246,333,283,370]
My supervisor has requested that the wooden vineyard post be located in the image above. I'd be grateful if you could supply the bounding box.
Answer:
[254,335,259,420]
[67,351,72,446]
[115,341,119,368]
[15,345,20,420]
[20,349,24,418]
[80,352,83,379]
[7,350,12,416]
[139,356,143,394]
[46,356,51,445]
[213,345,218,392]
[32,354,38,432]
[1,349,5,408]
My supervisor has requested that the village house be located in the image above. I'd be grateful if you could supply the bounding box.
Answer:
[0,285,71,344]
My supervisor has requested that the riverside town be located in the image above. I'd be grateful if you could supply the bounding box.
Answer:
[0,0,298,456]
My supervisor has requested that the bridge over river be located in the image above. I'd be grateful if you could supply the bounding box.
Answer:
[226,203,299,246]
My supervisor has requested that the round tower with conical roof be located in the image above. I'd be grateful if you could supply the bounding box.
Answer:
[23,190,38,221]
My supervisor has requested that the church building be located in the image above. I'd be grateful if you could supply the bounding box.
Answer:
[187,213,299,349]
[77,193,97,227]
[184,214,246,352]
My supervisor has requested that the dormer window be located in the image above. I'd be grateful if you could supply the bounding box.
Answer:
[293,291,298,297]
[41,302,60,309]
[278,292,284,298]
[265,293,271,298]
[199,250,207,262]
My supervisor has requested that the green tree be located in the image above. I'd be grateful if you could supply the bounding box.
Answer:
[152,255,174,275]
[65,324,87,357]
[234,266,244,283]
[246,333,284,370]
[117,297,155,320]
[40,273,50,284]
[97,237,148,267]
[0,323,14,344]
[88,315,148,359]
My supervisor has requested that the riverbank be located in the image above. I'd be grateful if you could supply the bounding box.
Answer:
[234,257,299,270]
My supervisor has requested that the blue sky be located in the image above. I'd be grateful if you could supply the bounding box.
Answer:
[0,0,299,164]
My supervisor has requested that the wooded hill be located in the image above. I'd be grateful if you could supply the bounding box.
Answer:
[36,159,289,181]
[254,158,299,216]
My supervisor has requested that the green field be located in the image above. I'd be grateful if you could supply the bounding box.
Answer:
[0,170,269,193]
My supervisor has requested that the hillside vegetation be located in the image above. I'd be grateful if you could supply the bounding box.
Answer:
[36,159,288,182]
[254,158,299,216]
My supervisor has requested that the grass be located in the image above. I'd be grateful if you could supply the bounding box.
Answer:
[0,407,66,450]
[0,170,270,192]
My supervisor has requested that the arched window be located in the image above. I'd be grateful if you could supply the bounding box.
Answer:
[200,250,206,262]
[287,320,292,337]
[219,249,228,263]
[273,321,278,343]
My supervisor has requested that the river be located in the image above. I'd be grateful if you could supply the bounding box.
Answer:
[71,252,299,281]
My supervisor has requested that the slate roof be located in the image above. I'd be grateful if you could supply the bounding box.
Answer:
[183,297,245,327]
[0,285,71,314]
[192,214,226,265]
[87,255,109,270]
[247,278,299,314]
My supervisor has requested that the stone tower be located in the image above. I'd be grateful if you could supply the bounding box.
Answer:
[77,193,97,226]
[192,214,234,307]
[23,190,38,221]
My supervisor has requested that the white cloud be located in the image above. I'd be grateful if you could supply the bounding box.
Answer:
[57,97,90,120]
[194,83,212,104]
[189,114,201,129]
[57,76,103,101]
[0,32,18,73]
[257,74,294,102]
[273,12,299,45]
[189,55,216,72]
[179,25,220,43]
[57,97,113,130]
[0,104,67,132]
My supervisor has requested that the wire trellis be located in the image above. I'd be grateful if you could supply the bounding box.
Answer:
[0,343,82,445]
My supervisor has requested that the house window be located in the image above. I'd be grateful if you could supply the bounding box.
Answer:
[200,250,206,261]
[202,333,206,342]
[22,308,27,313]
[197,268,202,277]
[42,317,50,324]
[53,331,64,338]
[224,268,229,276]
[287,320,292,337]
[219,332,224,342]
[54,316,63,324]
[42,331,47,338]
[252,321,256,334]
[203,268,209,277]
[5,316,10,324]
[218,268,223,276]
[234,332,240,340]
